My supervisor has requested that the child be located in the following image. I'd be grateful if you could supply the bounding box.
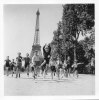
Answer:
[63,59,68,78]
[4,56,11,76]
[23,53,30,77]
[10,59,16,77]
[40,44,51,78]
[90,57,95,74]
[32,51,40,79]
[49,58,56,79]
[16,52,22,78]
[72,60,83,78]
[56,57,63,80]
[66,56,71,77]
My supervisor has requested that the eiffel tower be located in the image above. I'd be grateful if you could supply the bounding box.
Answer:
[30,9,42,59]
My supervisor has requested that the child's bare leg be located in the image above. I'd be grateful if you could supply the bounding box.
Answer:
[57,69,60,80]
[40,69,43,76]
[32,70,33,77]
[65,69,68,78]
[12,68,14,77]
[19,68,21,78]
[6,67,8,76]
[35,67,37,77]
[33,70,35,79]
[31,67,35,79]
[43,69,45,79]
[73,68,75,77]
[76,70,79,78]
[68,68,71,77]
[73,71,75,77]
[16,68,18,78]
[40,60,46,67]
[27,66,29,76]
[51,71,53,79]
[61,68,63,78]
[45,64,48,75]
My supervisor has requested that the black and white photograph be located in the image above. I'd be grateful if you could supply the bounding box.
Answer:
[2,3,95,96]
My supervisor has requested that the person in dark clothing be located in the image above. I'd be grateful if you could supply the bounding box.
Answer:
[4,56,11,76]
[16,52,22,78]
[40,44,51,78]
[10,59,16,77]
[23,53,30,77]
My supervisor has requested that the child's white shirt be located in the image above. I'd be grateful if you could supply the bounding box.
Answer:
[32,55,40,63]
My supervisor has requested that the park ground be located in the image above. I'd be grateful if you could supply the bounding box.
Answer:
[4,73,95,96]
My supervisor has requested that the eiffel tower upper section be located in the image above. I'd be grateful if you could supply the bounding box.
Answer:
[33,9,40,45]
[30,9,41,59]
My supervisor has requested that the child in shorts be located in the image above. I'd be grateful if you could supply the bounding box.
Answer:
[72,60,83,78]
[49,58,56,79]
[4,56,11,76]
[56,57,63,80]
[10,59,16,77]
[32,51,40,79]
[66,56,71,77]
[63,59,68,78]
[23,53,30,77]
[16,52,22,78]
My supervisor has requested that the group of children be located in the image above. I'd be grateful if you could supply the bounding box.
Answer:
[4,52,31,78]
[4,44,81,79]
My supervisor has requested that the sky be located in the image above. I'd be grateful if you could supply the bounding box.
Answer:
[3,4,63,60]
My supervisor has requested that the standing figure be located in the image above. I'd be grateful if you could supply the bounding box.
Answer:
[4,56,11,76]
[23,53,31,77]
[16,52,22,78]
[40,44,51,79]
[10,59,16,77]
[32,51,40,79]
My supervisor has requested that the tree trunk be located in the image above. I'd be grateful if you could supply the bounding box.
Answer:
[74,43,76,62]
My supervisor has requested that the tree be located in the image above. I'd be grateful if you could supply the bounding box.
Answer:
[50,21,63,61]
[79,27,95,60]
[62,4,95,62]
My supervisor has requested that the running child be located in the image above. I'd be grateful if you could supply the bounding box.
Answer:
[72,60,83,78]
[63,59,68,78]
[23,53,30,77]
[10,59,16,77]
[40,44,51,79]
[66,56,71,77]
[56,57,63,80]
[90,57,95,74]
[4,56,11,76]
[16,52,22,78]
[49,58,56,79]
[32,51,40,79]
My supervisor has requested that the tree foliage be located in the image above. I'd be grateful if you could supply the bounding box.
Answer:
[51,4,95,64]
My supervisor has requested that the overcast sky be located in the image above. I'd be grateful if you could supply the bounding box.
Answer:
[3,4,63,60]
